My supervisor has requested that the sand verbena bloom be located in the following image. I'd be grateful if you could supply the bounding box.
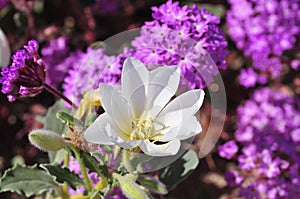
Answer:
[84,57,204,156]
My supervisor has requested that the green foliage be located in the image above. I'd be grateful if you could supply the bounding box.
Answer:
[0,164,58,197]
[80,151,110,179]
[56,111,85,131]
[38,100,71,162]
[158,150,199,190]
[41,164,84,191]
[138,176,168,195]
[113,173,150,199]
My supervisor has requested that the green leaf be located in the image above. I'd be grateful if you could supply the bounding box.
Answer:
[122,150,133,172]
[0,164,58,197]
[43,100,70,133]
[124,173,138,181]
[81,151,109,178]
[112,173,149,199]
[41,164,84,190]
[41,100,71,162]
[138,176,168,195]
[158,150,199,190]
[56,111,85,131]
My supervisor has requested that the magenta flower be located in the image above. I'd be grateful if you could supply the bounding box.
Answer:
[218,140,238,159]
[0,40,46,102]
[227,0,300,86]
[131,0,228,90]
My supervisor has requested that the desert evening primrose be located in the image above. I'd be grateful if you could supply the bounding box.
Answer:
[84,57,204,156]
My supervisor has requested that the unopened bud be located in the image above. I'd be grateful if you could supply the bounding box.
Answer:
[29,129,65,151]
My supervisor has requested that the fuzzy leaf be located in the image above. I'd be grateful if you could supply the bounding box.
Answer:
[41,164,84,190]
[112,173,149,199]
[158,150,199,190]
[138,176,168,195]
[0,164,58,197]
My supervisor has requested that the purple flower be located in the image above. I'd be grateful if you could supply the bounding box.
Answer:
[291,60,300,70]
[41,36,70,87]
[239,68,257,88]
[131,0,228,90]
[105,187,127,199]
[239,183,262,199]
[227,0,300,86]
[0,40,46,102]
[218,140,238,159]
[224,171,243,186]
[62,48,122,106]
[220,87,300,198]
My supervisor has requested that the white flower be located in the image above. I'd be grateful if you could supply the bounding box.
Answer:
[0,28,10,67]
[84,57,204,156]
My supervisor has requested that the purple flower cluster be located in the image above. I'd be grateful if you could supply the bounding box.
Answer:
[219,87,300,198]
[41,36,70,87]
[0,40,46,102]
[218,140,238,159]
[131,0,228,89]
[62,48,122,106]
[227,0,300,87]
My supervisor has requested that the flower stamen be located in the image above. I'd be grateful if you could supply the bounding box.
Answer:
[130,118,162,141]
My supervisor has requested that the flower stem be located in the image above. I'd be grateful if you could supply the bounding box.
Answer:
[63,153,70,195]
[71,145,93,192]
[43,83,78,109]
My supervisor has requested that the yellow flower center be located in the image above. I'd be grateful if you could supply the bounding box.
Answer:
[130,118,162,141]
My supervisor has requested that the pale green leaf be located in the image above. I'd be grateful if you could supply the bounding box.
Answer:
[138,176,168,195]
[112,173,149,199]
[0,164,58,197]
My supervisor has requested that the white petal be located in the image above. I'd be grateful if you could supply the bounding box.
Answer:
[153,123,179,142]
[121,57,149,118]
[174,116,202,140]
[144,66,180,118]
[99,83,118,116]
[156,89,205,128]
[140,139,181,156]
[100,83,132,133]
[106,124,141,149]
[111,89,132,133]
[83,113,114,145]
[0,28,10,66]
